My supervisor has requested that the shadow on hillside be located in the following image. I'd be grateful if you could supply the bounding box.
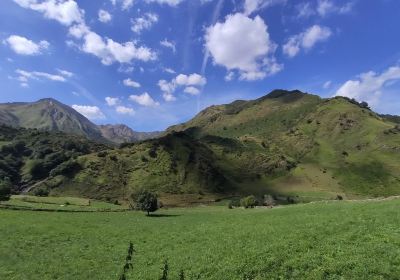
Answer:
[148,213,181,218]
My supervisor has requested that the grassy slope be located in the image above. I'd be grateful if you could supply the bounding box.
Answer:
[168,91,400,199]
[1,199,400,279]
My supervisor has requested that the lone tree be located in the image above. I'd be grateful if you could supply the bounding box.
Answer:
[131,190,159,216]
[0,178,12,201]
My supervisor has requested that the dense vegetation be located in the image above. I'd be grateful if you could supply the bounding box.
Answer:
[1,199,399,279]
[0,125,107,194]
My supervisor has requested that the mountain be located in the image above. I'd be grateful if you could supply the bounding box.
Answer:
[99,124,162,144]
[0,99,161,144]
[3,90,400,205]
[0,98,104,141]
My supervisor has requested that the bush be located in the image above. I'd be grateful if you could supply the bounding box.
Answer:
[228,198,240,209]
[49,160,81,177]
[263,195,276,206]
[0,178,12,201]
[130,190,159,216]
[240,195,258,209]
[34,188,49,197]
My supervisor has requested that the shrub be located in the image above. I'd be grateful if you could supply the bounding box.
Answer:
[130,190,159,216]
[336,195,343,200]
[0,178,12,201]
[34,188,49,197]
[228,198,240,209]
[240,195,258,209]
[49,160,81,177]
[263,195,276,206]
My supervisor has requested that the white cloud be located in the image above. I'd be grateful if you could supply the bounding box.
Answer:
[98,9,112,23]
[105,96,120,106]
[162,92,176,102]
[123,78,141,88]
[116,105,135,115]
[160,39,176,53]
[317,0,353,17]
[145,0,184,6]
[131,13,158,34]
[79,30,157,65]
[4,35,49,55]
[225,71,235,81]
[175,73,206,86]
[110,0,134,10]
[13,0,84,26]
[243,0,286,15]
[57,69,73,77]
[163,67,176,74]
[283,25,332,58]
[14,0,156,66]
[205,13,282,81]
[335,66,400,106]
[72,105,105,120]
[129,92,160,107]
[158,73,206,100]
[15,69,67,87]
[184,86,200,95]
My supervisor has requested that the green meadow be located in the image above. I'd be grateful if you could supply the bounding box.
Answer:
[1,199,400,279]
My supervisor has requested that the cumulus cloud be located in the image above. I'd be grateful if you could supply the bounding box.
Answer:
[13,0,84,26]
[131,13,158,34]
[78,30,157,65]
[243,0,286,15]
[158,73,207,101]
[283,25,332,58]
[4,35,49,55]
[160,39,176,53]
[116,105,135,115]
[14,0,156,66]
[72,105,105,120]
[98,9,112,23]
[184,86,200,95]
[123,78,141,88]
[205,13,282,81]
[335,66,400,106]
[105,96,120,106]
[129,92,160,107]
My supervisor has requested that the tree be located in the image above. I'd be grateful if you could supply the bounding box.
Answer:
[131,190,159,216]
[0,178,12,201]
[240,195,258,209]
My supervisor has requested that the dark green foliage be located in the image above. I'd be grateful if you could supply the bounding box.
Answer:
[0,178,12,201]
[228,198,240,209]
[49,160,82,177]
[119,242,135,280]
[34,188,49,197]
[179,270,185,280]
[159,260,169,280]
[240,195,258,208]
[131,190,159,216]
[0,125,107,190]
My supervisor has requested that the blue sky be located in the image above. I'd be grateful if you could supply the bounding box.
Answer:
[1,0,399,131]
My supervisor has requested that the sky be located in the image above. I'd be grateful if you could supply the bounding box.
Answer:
[0,0,399,132]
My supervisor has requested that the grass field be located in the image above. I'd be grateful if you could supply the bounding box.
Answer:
[1,199,400,279]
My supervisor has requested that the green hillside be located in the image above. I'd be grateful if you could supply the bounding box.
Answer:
[3,91,400,204]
